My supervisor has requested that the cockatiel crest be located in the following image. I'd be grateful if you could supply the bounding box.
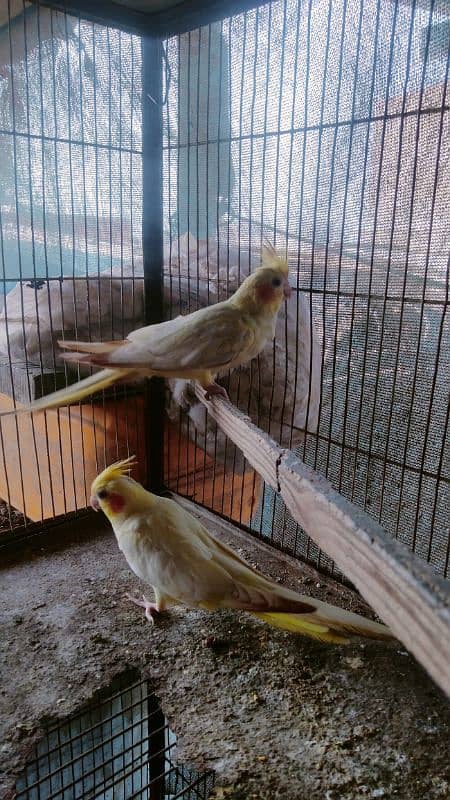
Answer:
[91,456,137,491]
[261,241,289,274]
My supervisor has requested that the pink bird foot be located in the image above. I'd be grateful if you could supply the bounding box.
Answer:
[203,382,229,401]
[124,593,162,624]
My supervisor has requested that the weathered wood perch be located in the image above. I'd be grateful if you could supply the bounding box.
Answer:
[195,385,450,698]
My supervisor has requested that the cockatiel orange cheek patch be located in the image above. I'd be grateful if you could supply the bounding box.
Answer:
[109,493,125,513]
[256,284,276,303]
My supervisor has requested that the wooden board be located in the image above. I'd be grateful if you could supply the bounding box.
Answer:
[0,394,260,527]
[164,422,261,526]
[195,386,450,698]
[0,393,147,521]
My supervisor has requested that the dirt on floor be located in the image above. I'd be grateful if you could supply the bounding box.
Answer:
[0,501,27,534]
[0,503,449,800]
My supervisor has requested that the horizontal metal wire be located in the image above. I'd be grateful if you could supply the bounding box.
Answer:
[15,675,214,800]
[162,103,450,150]
[0,127,143,156]
[1,280,446,311]
[21,720,172,795]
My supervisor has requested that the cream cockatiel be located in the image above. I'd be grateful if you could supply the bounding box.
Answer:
[1,244,291,416]
[91,457,392,644]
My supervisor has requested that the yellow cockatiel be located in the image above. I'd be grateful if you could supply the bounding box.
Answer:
[91,458,392,644]
[1,244,291,416]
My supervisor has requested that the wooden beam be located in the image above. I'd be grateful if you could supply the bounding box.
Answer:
[194,386,450,698]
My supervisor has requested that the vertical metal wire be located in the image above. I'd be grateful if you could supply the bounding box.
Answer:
[76,12,92,505]
[91,19,104,474]
[253,1,273,540]
[376,0,425,520]
[387,0,437,536]
[15,678,214,799]
[62,10,84,511]
[49,8,73,512]
[5,0,44,522]
[33,2,59,517]
[142,34,165,494]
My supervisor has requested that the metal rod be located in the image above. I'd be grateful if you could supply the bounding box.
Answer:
[142,34,165,493]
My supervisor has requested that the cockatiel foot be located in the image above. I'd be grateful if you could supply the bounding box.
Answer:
[124,593,162,625]
[203,382,229,401]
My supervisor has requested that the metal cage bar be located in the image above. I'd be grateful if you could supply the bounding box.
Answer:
[142,34,165,493]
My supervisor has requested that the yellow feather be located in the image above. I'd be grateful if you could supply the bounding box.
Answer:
[91,455,138,495]
[261,240,289,275]
[254,612,350,644]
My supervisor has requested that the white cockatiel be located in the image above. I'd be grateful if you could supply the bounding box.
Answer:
[90,457,392,644]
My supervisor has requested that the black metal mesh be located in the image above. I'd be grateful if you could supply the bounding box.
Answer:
[0,0,448,578]
[14,673,215,800]
[163,0,449,578]
[0,2,146,531]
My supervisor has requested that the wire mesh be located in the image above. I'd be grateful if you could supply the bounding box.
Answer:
[14,672,215,800]
[162,0,449,578]
[0,0,448,580]
[0,2,147,532]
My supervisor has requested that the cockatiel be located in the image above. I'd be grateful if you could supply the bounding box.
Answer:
[1,244,291,416]
[91,457,392,644]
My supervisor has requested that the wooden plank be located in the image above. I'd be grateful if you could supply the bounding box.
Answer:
[0,393,148,521]
[195,389,450,698]
[164,422,261,525]
[194,386,283,489]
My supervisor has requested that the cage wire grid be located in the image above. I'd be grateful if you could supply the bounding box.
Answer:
[0,0,146,528]
[0,0,448,579]
[162,0,450,579]
[14,673,215,799]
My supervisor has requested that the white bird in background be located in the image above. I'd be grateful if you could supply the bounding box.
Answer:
[166,234,321,468]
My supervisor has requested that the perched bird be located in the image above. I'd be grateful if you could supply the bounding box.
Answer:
[91,457,392,644]
[0,244,292,416]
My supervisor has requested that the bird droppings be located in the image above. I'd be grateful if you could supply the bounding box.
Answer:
[0,511,449,800]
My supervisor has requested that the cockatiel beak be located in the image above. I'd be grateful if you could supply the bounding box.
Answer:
[283,277,292,299]
[90,495,100,512]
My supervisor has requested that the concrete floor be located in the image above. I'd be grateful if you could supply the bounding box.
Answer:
[1,502,449,800]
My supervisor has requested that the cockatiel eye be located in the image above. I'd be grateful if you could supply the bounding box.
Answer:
[97,489,108,499]
[272,277,282,287]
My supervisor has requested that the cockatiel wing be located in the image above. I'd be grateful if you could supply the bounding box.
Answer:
[121,497,392,644]
[60,305,254,372]
[119,497,293,611]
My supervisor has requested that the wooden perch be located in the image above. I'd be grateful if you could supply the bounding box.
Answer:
[195,385,450,698]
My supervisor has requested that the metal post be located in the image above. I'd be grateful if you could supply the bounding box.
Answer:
[147,692,166,800]
[142,35,165,494]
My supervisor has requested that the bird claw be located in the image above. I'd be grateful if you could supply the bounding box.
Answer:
[204,382,229,401]
[124,593,161,625]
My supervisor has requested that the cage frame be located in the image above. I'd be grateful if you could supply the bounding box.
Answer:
[0,0,448,699]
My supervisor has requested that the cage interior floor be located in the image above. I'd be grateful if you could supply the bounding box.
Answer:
[0,502,449,800]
